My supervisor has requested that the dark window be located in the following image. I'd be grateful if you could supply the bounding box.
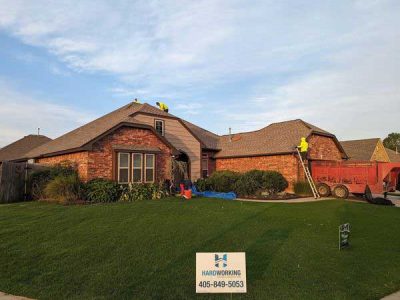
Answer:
[155,119,165,136]
[202,154,208,178]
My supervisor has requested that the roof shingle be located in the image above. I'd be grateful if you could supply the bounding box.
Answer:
[215,119,338,158]
[340,138,380,161]
[0,135,52,162]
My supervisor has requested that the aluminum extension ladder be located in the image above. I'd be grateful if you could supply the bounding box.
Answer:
[296,147,320,199]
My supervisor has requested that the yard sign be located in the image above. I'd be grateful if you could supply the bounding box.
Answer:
[196,252,247,293]
[339,223,351,250]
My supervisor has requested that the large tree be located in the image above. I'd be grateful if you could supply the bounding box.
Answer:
[383,133,400,151]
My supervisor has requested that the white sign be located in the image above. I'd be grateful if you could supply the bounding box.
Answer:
[196,252,247,293]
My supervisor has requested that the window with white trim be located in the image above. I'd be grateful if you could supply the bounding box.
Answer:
[118,152,130,183]
[132,153,143,182]
[145,154,155,183]
[155,119,165,136]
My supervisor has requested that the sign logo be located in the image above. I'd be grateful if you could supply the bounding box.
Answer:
[215,254,227,268]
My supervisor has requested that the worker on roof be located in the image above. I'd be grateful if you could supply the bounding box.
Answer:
[297,137,309,161]
[156,102,169,113]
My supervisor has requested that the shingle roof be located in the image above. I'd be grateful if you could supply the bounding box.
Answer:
[386,148,400,162]
[340,138,380,161]
[26,102,210,158]
[181,120,220,150]
[0,135,52,162]
[215,119,340,158]
[24,101,344,160]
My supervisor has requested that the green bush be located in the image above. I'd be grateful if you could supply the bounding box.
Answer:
[205,171,240,192]
[234,170,264,196]
[84,179,122,203]
[262,171,288,194]
[44,173,82,204]
[234,170,288,196]
[119,183,168,202]
[195,178,208,192]
[30,163,77,200]
[195,170,288,196]
[294,181,313,196]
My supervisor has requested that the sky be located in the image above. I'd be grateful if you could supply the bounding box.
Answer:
[0,0,399,147]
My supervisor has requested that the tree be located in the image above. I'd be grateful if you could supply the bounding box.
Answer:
[383,133,400,151]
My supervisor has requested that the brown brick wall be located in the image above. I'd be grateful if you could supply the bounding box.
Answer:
[308,135,342,161]
[215,134,343,191]
[37,152,89,181]
[88,126,172,182]
[216,154,301,191]
[37,126,173,183]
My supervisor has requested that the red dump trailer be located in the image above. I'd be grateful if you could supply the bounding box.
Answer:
[311,161,400,198]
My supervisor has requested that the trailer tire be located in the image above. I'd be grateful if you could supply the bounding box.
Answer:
[333,185,349,199]
[316,183,331,197]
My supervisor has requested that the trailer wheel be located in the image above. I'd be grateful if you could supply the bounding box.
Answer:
[333,185,349,199]
[316,183,331,197]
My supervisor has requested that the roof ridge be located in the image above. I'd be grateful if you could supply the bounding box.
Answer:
[340,138,381,142]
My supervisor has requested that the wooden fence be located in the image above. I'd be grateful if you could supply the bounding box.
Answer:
[0,162,44,204]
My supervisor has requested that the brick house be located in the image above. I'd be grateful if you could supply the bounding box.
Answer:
[0,135,52,165]
[25,102,346,191]
[340,138,391,162]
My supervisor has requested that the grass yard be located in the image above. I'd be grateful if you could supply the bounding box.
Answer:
[0,198,399,300]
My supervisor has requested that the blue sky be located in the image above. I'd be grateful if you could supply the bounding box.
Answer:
[0,0,399,147]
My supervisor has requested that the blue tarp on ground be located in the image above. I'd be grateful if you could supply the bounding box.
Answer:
[191,186,236,200]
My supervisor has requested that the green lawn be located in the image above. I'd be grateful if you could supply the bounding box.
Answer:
[0,198,399,300]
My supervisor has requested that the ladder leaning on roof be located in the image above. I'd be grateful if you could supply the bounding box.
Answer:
[296,147,320,199]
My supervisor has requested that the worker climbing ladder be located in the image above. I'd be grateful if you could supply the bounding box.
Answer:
[296,147,320,199]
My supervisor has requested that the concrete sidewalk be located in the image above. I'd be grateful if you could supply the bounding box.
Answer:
[236,197,367,203]
[0,292,33,300]
[381,290,400,299]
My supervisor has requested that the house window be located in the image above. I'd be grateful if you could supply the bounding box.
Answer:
[118,152,130,183]
[155,119,165,136]
[132,153,143,182]
[145,154,155,183]
[202,154,208,178]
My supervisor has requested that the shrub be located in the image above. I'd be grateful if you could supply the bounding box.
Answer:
[233,170,288,196]
[262,171,288,194]
[195,170,288,196]
[84,179,122,203]
[30,163,77,200]
[119,183,168,202]
[195,178,208,192]
[205,171,240,192]
[294,181,313,196]
[44,173,82,204]
[234,170,264,196]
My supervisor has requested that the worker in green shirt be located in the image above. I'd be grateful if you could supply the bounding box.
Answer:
[298,137,309,161]
[156,102,169,113]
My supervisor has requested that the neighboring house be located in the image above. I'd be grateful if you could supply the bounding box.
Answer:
[386,148,400,163]
[340,138,390,162]
[0,135,52,164]
[25,102,346,191]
